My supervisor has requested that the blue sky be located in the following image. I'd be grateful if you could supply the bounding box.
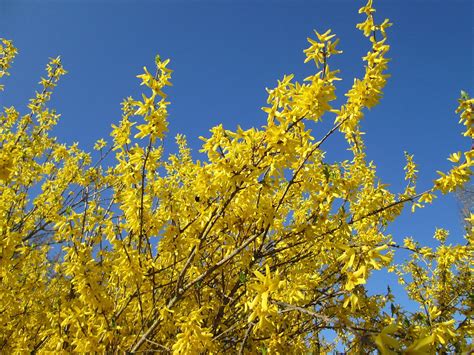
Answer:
[1,0,472,310]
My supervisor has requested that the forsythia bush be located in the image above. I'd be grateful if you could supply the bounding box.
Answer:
[0,1,472,353]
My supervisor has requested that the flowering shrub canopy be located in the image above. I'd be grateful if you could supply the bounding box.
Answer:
[0,1,472,353]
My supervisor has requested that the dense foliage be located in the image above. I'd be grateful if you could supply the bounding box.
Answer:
[0,1,472,353]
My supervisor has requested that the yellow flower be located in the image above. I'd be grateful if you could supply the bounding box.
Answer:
[0,154,13,181]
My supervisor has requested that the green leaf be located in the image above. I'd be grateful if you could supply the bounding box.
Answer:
[239,271,247,284]
[323,164,330,182]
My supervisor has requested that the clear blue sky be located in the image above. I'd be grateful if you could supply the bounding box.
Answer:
[1,0,472,309]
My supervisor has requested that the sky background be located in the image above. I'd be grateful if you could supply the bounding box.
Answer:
[1,0,472,312]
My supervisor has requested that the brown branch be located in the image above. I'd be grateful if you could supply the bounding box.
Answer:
[274,300,332,323]
[238,322,254,355]
[175,245,197,295]
[138,140,152,254]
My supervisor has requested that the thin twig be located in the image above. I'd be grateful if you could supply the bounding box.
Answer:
[238,322,254,355]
